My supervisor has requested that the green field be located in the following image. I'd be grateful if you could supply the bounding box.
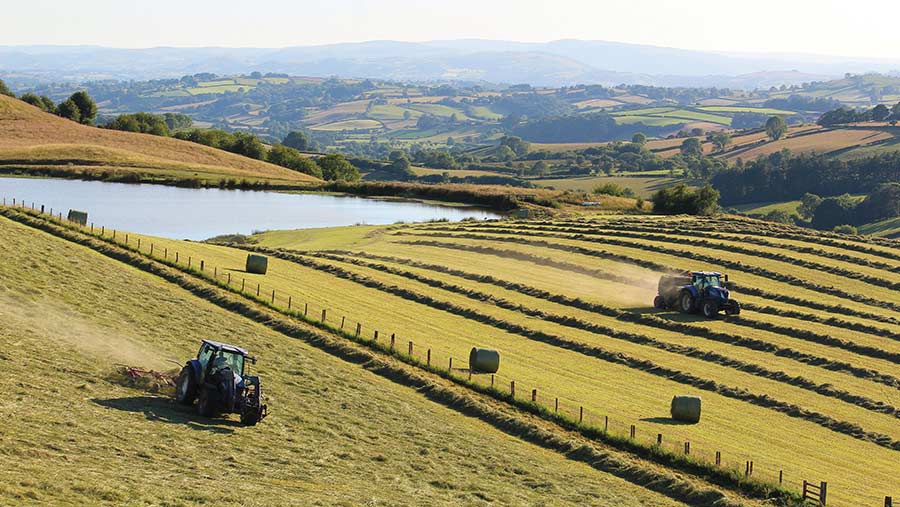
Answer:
[655,109,732,125]
[536,175,684,197]
[858,216,900,238]
[405,103,472,120]
[613,116,685,126]
[466,106,503,120]
[698,106,797,115]
[367,104,421,120]
[311,119,384,131]
[732,200,802,216]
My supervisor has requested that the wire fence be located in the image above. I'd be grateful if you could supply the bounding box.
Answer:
[4,197,896,506]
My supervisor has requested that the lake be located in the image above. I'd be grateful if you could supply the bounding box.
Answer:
[0,177,501,240]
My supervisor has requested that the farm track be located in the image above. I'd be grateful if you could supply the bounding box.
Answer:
[307,250,900,419]
[416,225,900,314]
[0,208,764,507]
[0,208,791,507]
[561,222,900,275]
[319,249,900,388]
[236,244,900,451]
[395,235,900,326]
[605,216,900,256]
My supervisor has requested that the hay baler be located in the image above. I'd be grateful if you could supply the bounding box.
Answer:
[654,271,741,318]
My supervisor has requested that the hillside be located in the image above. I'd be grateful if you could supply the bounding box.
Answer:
[4,201,899,506]
[0,95,319,185]
[0,210,701,507]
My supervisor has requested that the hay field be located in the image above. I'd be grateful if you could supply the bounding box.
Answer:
[722,129,894,161]
[6,203,900,506]
[0,95,318,185]
[0,212,703,507]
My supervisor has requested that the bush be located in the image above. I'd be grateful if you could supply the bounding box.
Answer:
[105,112,170,136]
[833,224,858,235]
[593,183,635,198]
[267,145,323,178]
[651,184,720,216]
[0,79,13,97]
[316,153,360,181]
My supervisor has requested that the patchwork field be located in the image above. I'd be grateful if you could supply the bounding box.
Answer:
[5,201,898,506]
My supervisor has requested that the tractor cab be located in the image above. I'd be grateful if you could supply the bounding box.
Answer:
[690,272,728,293]
[196,340,253,381]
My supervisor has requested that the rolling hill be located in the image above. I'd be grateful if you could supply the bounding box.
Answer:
[0,95,320,185]
[3,201,898,506]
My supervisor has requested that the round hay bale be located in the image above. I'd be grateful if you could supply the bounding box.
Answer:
[469,347,500,374]
[67,209,88,225]
[246,254,268,275]
[670,395,702,423]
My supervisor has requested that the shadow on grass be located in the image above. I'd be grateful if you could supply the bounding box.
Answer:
[639,417,696,426]
[92,396,240,433]
[622,307,717,323]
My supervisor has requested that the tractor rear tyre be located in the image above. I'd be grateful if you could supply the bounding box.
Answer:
[725,300,742,316]
[197,388,216,418]
[679,291,695,314]
[175,366,197,405]
[702,301,718,319]
[241,407,261,426]
[653,295,666,309]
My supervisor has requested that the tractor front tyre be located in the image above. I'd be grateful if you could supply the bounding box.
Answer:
[197,389,215,418]
[702,301,718,319]
[679,291,695,314]
[725,300,742,316]
[240,406,262,426]
[653,295,666,309]
[174,366,197,406]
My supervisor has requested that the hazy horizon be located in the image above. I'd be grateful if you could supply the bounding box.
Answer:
[6,0,900,60]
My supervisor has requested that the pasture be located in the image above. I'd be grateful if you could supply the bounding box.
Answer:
[10,203,898,506]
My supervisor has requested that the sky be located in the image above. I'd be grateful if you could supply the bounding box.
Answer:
[4,0,899,59]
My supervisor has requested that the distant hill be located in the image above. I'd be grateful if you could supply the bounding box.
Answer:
[0,95,320,185]
[3,40,899,88]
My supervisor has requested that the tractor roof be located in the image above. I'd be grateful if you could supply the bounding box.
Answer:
[202,339,249,356]
[691,271,723,277]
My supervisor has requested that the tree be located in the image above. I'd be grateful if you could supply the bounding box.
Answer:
[267,144,323,178]
[499,135,530,157]
[765,116,788,140]
[680,137,703,157]
[797,193,823,221]
[811,194,856,230]
[0,79,13,97]
[710,131,732,152]
[56,99,81,123]
[106,112,170,136]
[833,224,858,235]
[388,150,415,179]
[530,160,550,177]
[282,131,311,151]
[631,132,647,145]
[316,153,360,181]
[68,91,97,125]
[871,104,891,121]
[230,132,266,160]
[19,93,57,113]
[651,184,720,216]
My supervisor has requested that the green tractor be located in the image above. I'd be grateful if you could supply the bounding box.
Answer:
[174,340,268,426]
[654,271,741,318]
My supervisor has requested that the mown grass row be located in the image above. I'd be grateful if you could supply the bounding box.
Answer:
[430,224,900,310]
[0,207,798,507]
[236,243,900,451]
[322,249,900,389]
[571,222,900,275]
[308,249,900,420]
[407,227,900,315]
[395,234,900,326]
[604,216,900,259]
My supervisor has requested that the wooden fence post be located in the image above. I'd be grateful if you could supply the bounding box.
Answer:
[288,296,292,309]
[200,259,204,271]
[884,496,892,507]
[102,226,105,236]
[150,244,154,256]
[175,252,178,262]
[271,289,275,304]
[321,309,326,322]
[554,397,558,412]
[604,415,608,431]
[408,341,413,356]
[510,381,515,398]
[656,434,662,446]
[213,266,216,277]
[227,273,231,284]
[779,470,783,485]
[125,234,128,244]
[355,323,361,337]
[531,389,537,402]
[820,482,826,505]
[188,256,192,268]
[630,425,635,439]
[449,357,452,371]
[241,278,245,292]
[256,283,260,297]
[427,349,431,366]
[684,442,690,455]
[490,374,494,387]
[715,451,721,466]
[304,303,308,316]
[577,406,582,423]
[138,238,141,250]
[340,316,345,329]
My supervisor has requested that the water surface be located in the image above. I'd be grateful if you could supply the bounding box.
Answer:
[0,177,500,240]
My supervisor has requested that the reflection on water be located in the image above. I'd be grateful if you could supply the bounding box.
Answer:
[0,177,501,240]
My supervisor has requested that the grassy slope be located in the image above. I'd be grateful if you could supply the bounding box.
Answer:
[0,215,689,507]
[536,175,682,198]
[0,96,318,185]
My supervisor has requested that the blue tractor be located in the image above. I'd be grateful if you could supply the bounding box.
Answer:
[174,340,268,425]
[653,271,741,318]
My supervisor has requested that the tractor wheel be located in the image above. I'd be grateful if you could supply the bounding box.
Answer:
[174,366,197,405]
[702,301,718,319]
[197,388,215,418]
[240,407,261,426]
[679,291,695,314]
[725,300,742,316]
[653,295,666,309]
